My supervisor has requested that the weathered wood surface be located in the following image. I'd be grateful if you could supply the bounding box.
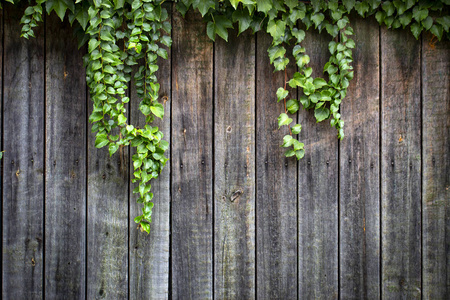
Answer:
[2,4,44,299]
[129,5,171,300]
[421,32,450,299]
[171,10,214,299]
[298,28,339,299]
[44,13,87,299]
[256,32,298,300]
[214,29,256,299]
[0,5,449,300]
[339,15,380,299]
[381,27,422,299]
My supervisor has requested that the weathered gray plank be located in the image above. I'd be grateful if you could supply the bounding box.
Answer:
[256,32,297,300]
[381,27,421,299]
[214,29,256,299]
[2,3,44,299]
[339,16,380,299]
[422,32,450,299]
[87,58,129,299]
[298,28,338,299]
[44,14,86,298]
[171,10,213,299]
[129,5,171,299]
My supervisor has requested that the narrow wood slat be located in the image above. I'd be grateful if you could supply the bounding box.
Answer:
[44,14,86,298]
[2,3,44,299]
[214,29,256,299]
[298,29,339,299]
[171,10,213,299]
[422,33,450,299]
[87,49,129,300]
[256,32,298,300]
[381,27,421,299]
[129,4,171,298]
[339,16,380,299]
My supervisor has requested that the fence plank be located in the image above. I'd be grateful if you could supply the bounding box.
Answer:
[87,61,129,299]
[381,27,421,299]
[171,10,213,299]
[44,14,86,298]
[2,4,44,299]
[214,29,256,299]
[339,16,380,299]
[298,29,339,299]
[422,33,450,299]
[129,5,171,299]
[256,32,298,300]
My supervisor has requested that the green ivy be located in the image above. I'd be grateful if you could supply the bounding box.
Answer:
[3,0,449,233]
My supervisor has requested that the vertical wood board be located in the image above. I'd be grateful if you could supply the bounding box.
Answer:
[421,33,450,299]
[2,4,44,299]
[297,28,339,299]
[129,4,171,298]
[256,32,298,300]
[214,29,256,300]
[44,14,86,299]
[171,10,213,299]
[381,27,422,299]
[339,16,381,299]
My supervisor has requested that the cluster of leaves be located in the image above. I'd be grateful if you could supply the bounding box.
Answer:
[2,0,449,232]
[178,0,448,159]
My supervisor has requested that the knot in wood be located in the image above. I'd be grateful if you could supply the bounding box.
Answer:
[230,189,243,202]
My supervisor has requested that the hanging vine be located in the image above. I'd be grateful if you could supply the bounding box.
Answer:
[2,0,449,233]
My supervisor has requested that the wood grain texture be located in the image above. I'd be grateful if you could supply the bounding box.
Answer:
[129,4,171,299]
[214,29,256,299]
[298,28,338,299]
[2,3,44,299]
[171,10,213,299]
[44,14,86,299]
[339,16,380,299]
[256,32,298,300]
[421,33,450,299]
[381,27,421,299]
[87,62,129,299]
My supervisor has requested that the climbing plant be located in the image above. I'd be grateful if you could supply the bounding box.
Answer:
[1,0,449,233]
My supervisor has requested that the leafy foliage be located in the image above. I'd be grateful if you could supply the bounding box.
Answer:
[3,0,449,233]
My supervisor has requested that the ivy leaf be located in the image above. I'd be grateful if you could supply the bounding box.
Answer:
[413,7,428,22]
[399,12,413,28]
[114,0,125,9]
[287,99,300,114]
[268,45,286,64]
[140,222,150,234]
[150,103,164,119]
[314,107,330,122]
[313,78,328,89]
[278,113,293,128]
[257,0,272,14]
[291,124,302,134]
[311,13,325,29]
[381,1,395,17]
[430,24,443,41]
[276,88,289,102]
[355,1,369,17]
[267,19,286,40]
[281,135,294,147]
[291,28,305,43]
[436,16,450,32]
[193,0,215,16]
[410,22,423,39]
[285,149,295,157]
[285,0,298,10]
[232,10,252,35]
[46,0,69,21]
[109,143,119,156]
[295,149,305,160]
[214,15,233,42]
[422,16,433,31]
[343,0,355,12]
[95,134,109,148]
[206,21,216,41]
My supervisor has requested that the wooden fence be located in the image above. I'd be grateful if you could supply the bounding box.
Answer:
[1,4,449,299]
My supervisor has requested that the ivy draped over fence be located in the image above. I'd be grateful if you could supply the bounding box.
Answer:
[2,0,449,233]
